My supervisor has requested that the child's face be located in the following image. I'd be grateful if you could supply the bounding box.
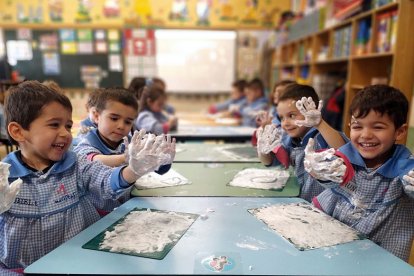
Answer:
[95,100,138,147]
[245,87,261,103]
[277,99,309,139]
[18,102,73,169]
[350,109,407,168]
[273,85,286,105]
[148,96,166,113]
[230,86,243,100]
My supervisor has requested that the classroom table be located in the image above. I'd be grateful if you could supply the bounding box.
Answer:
[174,142,259,163]
[170,125,256,143]
[131,162,300,197]
[24,197,414,275]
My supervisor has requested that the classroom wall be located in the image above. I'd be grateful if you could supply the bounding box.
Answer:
[0,0,290,29]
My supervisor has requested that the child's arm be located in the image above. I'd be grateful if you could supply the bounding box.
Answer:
[91,154,126,167]
[0,163,22,214]
[295,97,346,149]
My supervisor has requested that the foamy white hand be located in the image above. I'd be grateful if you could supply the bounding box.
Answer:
[295,97,323,127]
[403,169,414,197]
[0,162,22,214]
[256,124,283,155]
[304,138,345,183]
[156,134,176,166]
[128,130,162,177]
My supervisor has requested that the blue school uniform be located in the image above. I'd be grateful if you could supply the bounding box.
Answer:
[0,151,132,271]
[270,128,348,202]
[73,128,171,212]
[213,97,246,113]
[135,109,169,135]
[74,117,97,146]
[313,143,414,261]
[239,97,268,127]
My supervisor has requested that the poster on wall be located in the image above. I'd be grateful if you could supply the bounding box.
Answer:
[43,52,60,75]
[6,40,33,65]
[109,54,123,72]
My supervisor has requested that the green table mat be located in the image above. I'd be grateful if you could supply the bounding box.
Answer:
[83,208,199,260]
[131,163,300,197]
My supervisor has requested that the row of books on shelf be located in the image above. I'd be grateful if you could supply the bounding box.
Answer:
[376,10,397,53]
[372,0,396,8]
[283,0,397,45]
[354,9,397,55]
[332,26,352,58]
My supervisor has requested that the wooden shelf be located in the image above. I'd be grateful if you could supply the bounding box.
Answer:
[314,58,348,64]
[351,52,393,59]
[271,0,414,143]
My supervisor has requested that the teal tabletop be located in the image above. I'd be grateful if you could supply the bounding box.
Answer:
[24,197,414,275]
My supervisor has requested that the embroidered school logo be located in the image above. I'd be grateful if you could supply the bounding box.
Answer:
[57,183,67,195]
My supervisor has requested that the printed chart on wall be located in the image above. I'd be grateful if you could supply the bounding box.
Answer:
[83,208,199,259]
[248,202,364,250]
[4,28,123,88]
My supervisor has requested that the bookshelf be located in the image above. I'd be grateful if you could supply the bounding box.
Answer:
[272,1,414,142]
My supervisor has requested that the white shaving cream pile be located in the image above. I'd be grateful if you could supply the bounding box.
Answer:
[251,202,360,250]
[229,168,289,190]
[134,169,191,189]
[100,209,195,254]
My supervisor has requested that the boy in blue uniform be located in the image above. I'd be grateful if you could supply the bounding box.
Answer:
[74,87,172,213]
[75,88,102,143]
[257,84,347,202]
[208,79,247,115]
[0,81,169,273]
[238,78,268,127]
[305,85,414,261]
[135,85,178,135]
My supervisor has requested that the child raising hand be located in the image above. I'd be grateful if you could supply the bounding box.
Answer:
[0,81,171,273]
[304,85,414,261]
[256,84,347,202]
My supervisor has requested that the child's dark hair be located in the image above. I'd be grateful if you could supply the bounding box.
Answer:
[86,88,103,109]
[270,80,296,102]
[138,85,166,113]
[95,87,138,113]
[247,78,264,94]
[349,84,408,128]
[278,83,320,107]
[42,80,63,93]
[153,77,166,91]
[128,77,147,99]
[232,79,247,93]
[5,80,72,145]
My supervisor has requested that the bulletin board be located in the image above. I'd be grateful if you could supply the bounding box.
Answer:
[3,29,123,88]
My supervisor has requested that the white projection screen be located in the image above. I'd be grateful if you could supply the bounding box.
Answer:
[155,30,236,93]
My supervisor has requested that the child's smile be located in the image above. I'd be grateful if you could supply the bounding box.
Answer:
[350,110,406,168]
